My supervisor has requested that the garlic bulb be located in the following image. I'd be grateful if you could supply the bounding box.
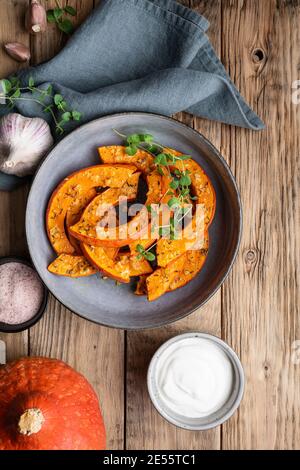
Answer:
[0,114,53,177]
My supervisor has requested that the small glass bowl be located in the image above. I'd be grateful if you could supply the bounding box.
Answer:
[0,256,48,333]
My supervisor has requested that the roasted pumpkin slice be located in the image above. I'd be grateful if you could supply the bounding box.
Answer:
[48,254,97,277]
[46,164,137,254]
[146,254,186,301]
[98,146,154,174]
[69,173,140,247]
[82,245,152,283]
[168,233,209,291]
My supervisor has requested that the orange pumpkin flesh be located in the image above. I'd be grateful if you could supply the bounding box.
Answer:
[168,249,208,291]
[98,145,154,174]
[46,164,137,255]
[168,234,209,291]
[82,244,152,283]
[48,254,97,277]
[65,187,97,254]
[156,216,206,268]
[146,254,186,301]
[0,357,106,450]
[71,172,163,249]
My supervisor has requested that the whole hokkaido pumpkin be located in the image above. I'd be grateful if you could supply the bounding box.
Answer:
[0,357,106,450]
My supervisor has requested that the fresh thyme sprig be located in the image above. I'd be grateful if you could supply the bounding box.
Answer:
[113,129,163,156]
[0,77,82,134]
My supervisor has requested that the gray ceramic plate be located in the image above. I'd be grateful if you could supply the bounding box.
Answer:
[26,113,242,330]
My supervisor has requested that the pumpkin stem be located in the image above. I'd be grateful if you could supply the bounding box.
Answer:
[18,408,45,436]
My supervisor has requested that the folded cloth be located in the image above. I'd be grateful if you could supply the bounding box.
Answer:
[0,0,264,190]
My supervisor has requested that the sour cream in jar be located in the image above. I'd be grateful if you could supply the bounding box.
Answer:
[155,337,234,418]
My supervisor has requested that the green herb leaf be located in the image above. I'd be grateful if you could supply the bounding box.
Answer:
[127,134,141,144]
[1,79,12,94]
[58,18,74,34]
[165,153,176,164]
[155,153,168,166]
[62,111,71,122]
[157,167,164,176]
[146,144,159,154]
[46,9,56,23]
[54,7,63,21]
[136,244,144,254]
[170,179,179,190]
[179,173,191,187]
[64,5,77,16]
[145,252,155,261]
[72,110,82,121]
[168,197,180,209]
[142,134,153,143]
[125,145,138,156]
[10,88,21,99]
[54,94,63,105]
[57,100,67,111]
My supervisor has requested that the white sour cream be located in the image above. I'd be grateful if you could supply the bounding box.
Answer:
[156,337,233,418]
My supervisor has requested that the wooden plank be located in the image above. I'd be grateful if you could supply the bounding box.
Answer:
[28,1,125,450]
[221,0,300,450]
[0,0,30,362]
[126,0,222,450]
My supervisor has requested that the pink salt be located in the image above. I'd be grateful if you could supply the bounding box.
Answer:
[0,262,44,325]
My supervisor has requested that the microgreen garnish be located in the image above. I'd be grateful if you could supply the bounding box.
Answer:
[136,244,156,261]
[113,129,198,250]
[113,129,164,157]
[46,0,77,35]
[0,77,82,134]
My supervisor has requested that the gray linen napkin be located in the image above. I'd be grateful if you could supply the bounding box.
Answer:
[0,0,264,190]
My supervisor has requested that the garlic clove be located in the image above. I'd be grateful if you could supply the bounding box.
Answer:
[0,113,53,177]
[26,0,47,34]
[4,43,31,62]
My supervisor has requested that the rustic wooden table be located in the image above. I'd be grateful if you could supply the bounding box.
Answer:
[0,0,299,450]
